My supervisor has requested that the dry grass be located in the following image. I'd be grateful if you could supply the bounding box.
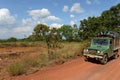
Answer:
[7,62,26,76]
[0,41,46,48]
[5,40,90,76]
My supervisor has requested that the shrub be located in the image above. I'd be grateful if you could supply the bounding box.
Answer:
[7,37,17,42]
[7,41,90,76]
[7,62,26,76]
[23,57,39,68]
[48,50,57,60]
[39,54,49,67]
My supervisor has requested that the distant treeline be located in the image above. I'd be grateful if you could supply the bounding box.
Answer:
[1,3,120,42]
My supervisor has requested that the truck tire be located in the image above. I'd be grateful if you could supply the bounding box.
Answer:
[100,54,108,65]
[84,57,89,61]
[113,52,119,59]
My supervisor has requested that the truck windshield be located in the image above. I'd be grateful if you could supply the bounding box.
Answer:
[93,39,108,46]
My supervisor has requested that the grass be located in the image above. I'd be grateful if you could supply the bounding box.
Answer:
[7,62,26,76]
[7,54,49,75]
[6,40,90,76]
[0,41,46,48]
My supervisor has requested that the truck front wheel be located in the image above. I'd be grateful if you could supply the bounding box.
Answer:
[100,54,108,65]
[84,56,89,61]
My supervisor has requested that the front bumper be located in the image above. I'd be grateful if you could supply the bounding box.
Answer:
[83,54,103,59]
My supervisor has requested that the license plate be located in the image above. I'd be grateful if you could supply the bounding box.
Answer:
[87,54,94,58]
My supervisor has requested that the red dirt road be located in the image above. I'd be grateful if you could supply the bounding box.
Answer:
[14,53,120,80]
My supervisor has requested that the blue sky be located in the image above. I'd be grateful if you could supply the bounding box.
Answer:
[0,0,120,39]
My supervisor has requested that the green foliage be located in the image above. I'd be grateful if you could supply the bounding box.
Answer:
[46,28,62,49]
[59,25,80,42]
[59,25,74,41]
[79,3,120,40]
[7,37,17,42]
[31,24,62,49]
[73,24,80,41]
[33,24,49,41]
[79,17,100,40]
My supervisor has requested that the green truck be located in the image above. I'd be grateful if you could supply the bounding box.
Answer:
[83,31,120,64]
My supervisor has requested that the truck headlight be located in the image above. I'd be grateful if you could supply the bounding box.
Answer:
[97,51,103,54]
[97,51,100,53]
[84,49,88,52]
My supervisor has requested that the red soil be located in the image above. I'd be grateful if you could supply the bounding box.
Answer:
[13,51,120,80]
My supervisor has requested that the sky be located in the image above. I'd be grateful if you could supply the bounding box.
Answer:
[0,0,120,39]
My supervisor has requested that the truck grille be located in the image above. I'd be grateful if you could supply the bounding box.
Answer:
[88,49,97,54]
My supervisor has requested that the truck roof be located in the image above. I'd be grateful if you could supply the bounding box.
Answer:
[93,37,112,40]
[97,31,120,38]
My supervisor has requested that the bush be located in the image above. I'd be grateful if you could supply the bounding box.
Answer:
[7,41,90,76]
[39,54,49,67]
[7,62,26,76]
[7,37,17,42]
[48,50,57,60]
[23,57,39,68]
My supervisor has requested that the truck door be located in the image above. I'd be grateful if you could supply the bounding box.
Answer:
[109,39,113,57]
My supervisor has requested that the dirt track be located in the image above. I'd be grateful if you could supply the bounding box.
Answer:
[14,51,120,80]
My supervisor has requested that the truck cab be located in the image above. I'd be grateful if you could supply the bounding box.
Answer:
[83,31,120,64]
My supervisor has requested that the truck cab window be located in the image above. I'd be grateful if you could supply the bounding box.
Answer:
[110,40,112,45]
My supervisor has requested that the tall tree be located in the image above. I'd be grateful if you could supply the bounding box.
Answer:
[73,24,80,41]
[33,24,49,41]
[79,3,120,40]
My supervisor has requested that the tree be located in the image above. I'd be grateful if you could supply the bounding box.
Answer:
[33,24,49,41]
[59,25,74,42]
[31,24,62,57]
[7,37,17,42]
[79,17,100,40]
[79,3,120,40]
[46,28,62,48]
[72,24,80,41]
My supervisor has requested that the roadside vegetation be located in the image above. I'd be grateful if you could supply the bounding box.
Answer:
[0,41,45,48]
[6,41,89,76]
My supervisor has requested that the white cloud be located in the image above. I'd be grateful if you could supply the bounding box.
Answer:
[0,8,61,39]
[22,18,33,26]
[0,8,16,26]
[86,0,100,5]
[70,3,84,13]
[12,8,61,38]
[70,14,75,18]
[45,16,61,22]
[70,21,75,26]
[28,8,61,22]
[14,26,32,33]
[50,23,63,29]
[28,8,50,19]
[86,0,91,5]
[18,18,37,32]
[0,28,8,34]
[0,8,34,39]
[63,6,69,12]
